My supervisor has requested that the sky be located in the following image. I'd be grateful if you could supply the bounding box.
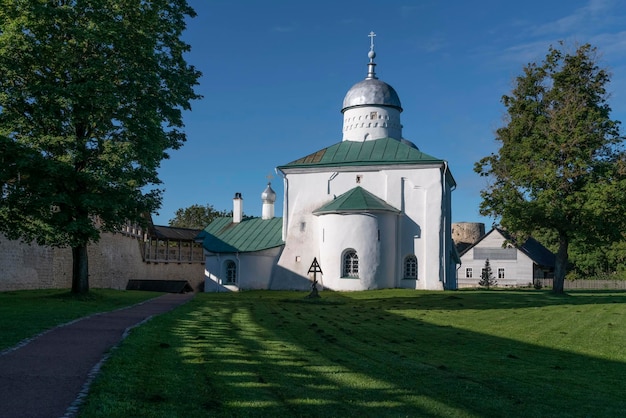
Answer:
[152,0,626,227]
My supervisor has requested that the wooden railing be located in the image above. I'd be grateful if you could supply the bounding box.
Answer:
[141,239,204,264]
[117,221,205,264]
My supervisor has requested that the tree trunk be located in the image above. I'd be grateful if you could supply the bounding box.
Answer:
[552,234,569,294]
[71,244,89,294]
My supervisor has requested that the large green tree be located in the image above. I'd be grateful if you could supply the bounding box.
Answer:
[168,204,230,230]
[0,0,201,293]
[532,223,626,280]
[475,42,626,294]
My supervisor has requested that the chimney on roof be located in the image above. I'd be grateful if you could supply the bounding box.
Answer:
[233,192,243,223]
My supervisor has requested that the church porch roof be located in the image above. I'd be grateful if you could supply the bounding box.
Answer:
[196,217,283,253]
[313,186,400,215]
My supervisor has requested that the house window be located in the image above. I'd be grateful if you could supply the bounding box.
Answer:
[370,111,377,119]
[466,268,473,278]
[225,260,237,284]
[404,255,417,279]
[498,268,505,279]
[342,250,359,278]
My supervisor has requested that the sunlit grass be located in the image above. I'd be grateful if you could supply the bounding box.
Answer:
[0,288,160,350]
[80,289,626,417]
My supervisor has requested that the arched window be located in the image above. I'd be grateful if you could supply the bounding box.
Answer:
[343,250,359,278]
[404,255,417,279]
[225,260,237,284]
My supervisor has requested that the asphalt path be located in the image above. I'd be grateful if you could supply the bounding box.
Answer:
[0,292,194,418]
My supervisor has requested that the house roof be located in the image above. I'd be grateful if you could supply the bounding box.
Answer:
[196,217,283,253]
[313,186,400,215]
[516,234,556,268]
[277,137,444,170]
[460,228,555,268]
[150,225,202,241]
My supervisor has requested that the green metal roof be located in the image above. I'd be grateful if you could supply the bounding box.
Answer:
[278,137,443,169]
[313,186,400,215]
[196,217,283,253]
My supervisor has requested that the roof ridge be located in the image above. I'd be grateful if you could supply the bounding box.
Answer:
[278,137,443,169]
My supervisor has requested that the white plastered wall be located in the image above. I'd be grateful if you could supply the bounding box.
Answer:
[342,105,402,142]
[316,212,396,290]
[457,229,535,287]
[204,246,283,292]
[275,163,449,290]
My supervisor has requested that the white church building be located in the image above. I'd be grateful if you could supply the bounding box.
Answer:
[197,34,459,292]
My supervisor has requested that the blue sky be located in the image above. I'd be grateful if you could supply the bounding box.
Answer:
[152,0,626,227]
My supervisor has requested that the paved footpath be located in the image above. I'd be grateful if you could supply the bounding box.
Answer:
[0,292,194,418]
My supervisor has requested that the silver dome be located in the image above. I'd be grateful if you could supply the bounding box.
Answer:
[261,183,276,203]
[341,78,402,112]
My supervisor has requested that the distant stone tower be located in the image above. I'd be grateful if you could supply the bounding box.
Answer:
[452,222,485,253]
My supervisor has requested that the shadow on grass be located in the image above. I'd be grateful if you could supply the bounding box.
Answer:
[78,290,625,416]
[361,288,626,311]
[141,290,624,417]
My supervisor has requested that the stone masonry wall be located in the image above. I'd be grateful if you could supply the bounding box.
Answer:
[0,232,204,292]
[0,234,57,290]
[452,222,486,253]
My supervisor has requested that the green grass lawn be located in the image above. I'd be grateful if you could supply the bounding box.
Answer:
[0,288,160,351]
[81,290,626,417]
[76,289,626,417]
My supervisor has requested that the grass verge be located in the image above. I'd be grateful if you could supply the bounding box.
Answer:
[80,289,626,417]
[0,288,160,351]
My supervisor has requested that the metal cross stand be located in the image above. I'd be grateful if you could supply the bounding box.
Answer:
[306,257,323,298]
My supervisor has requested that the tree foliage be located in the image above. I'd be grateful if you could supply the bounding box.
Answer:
[478,259,497,289]
[532,225,626,280]
[475,42,626,294]
[0,0,201,293]
[168,204,230,230]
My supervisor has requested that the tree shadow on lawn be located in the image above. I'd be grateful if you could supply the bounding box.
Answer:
[362,289,626,312]
[173,291,626,417]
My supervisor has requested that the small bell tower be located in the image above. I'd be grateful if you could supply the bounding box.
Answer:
[261,179,276,220]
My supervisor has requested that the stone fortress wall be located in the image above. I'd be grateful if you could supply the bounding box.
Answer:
[0,232,204,292]
[1,223,487,292]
